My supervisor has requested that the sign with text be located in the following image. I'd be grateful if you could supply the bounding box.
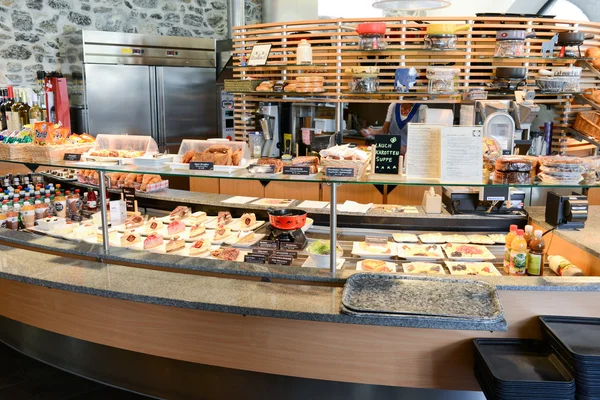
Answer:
[244,254,267,264]
[248,44,272,66]
[122,187,136,212]
[258,239,279,250]
[63,153,81,162]
[374,135,402,174]
[274,250,298,259]
[325,167,355,178]
[283,166,310,176]
[190,162,214,171]
[268,255,293,266]
[365,236,389,246]
[252,249,274,256]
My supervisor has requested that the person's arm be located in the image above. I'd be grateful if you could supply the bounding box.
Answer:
[360,103,394,137]
[382,121,391,134]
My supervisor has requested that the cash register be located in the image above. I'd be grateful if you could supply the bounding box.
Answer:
[442,186,526,215]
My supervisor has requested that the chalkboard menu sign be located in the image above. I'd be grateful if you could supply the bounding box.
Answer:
[122,187,136,212]
[374,135,402,175]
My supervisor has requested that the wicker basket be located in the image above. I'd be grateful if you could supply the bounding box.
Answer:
[574,111,600,141]
[321,157,370,179]
[25,144,94,163]
[0,143,33,162]
[224,79,260,92]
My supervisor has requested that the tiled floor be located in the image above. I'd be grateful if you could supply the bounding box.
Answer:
[0,341,151,400]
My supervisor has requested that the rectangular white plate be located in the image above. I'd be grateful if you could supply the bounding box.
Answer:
[397,244,445,260]
[351,242,397,259]
[225,233,266,248]
[392,233,419,243]
[228,220,265,232]
[205,218,239,230]
[442,243,496,261]
[356,260,397,273]
[467,235,496,245]
[250,198,296,207]
[221,196,259,205]
[445,261,502,276]
[401,262,446,275]
[418,233,446,244]
[302,257,345,269]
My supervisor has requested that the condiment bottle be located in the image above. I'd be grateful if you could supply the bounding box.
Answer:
[504,224,518,273]
[296,39,313,65]
[509,229,527,276]
[524,225,533,248]
[67,189,81,219]
[527,230,545,276]
[87,190,98,212]
[548,255,585,276]
[54,191,67,218]
[21,204,35,228]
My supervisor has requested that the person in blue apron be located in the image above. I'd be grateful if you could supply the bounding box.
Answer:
[361,102,427,154]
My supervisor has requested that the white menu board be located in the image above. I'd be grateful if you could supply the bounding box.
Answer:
[440,126,483,184]
[406,124,442,179]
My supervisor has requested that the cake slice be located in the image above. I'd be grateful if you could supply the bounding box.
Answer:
[213,226,231,241]
[120,230,141,247]
[143,232,164,250]
[189,223,206,239]
[217,211,233,226]
[145,217,163,234]
[188,211,207,225]
[189,239,211,256]
[73,223,97,239]
[167,220,186,236]
[169,206,191,221]
[125,214,144,229]
[165,236,186,253]
[240,213,256,230]
[53,221,80,235]
[235,230,255,245]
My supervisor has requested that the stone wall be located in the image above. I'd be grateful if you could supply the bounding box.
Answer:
[0,0,262,86]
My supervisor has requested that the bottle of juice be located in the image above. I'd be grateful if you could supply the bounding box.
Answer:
[504,224,518,273]
[524,225,533,248]
[509,229,527,276]
[527,230,545,276]
[54,191,67,218]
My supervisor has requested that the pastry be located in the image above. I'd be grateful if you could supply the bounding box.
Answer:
[73,223,96,239]
[217,211,233,226]
[443,243,495,259]
[232,149,243,166]
[466,235,495,245]
[211,247,240,261]
[36,217,63,231]
[189,223,206,239]
[398,244,444,259]
[167,220,186,236]
[487,234,506,244]
[169,206,191,221]
[120,230,141,247]
[418,233,446,244]
[361,259,392,272]
[145,217,163,234]
[213,226,231,241]
[402,262,445,275]
[495,156,533,172]
[357,242,392,255]
[392,233,419,243]
[189,239,211,256]
[443,234,470,244]
[182,149,195,163]
[240,213,256,229]
[53,221,80,235]
[188,211,207,224]
[144,232,164,250]
[125,215,144,229]
[292,156,319,174]
[446,262,500,276]
[165,236,186,253]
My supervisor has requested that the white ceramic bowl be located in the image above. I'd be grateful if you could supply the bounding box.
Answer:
[308,248,343,268]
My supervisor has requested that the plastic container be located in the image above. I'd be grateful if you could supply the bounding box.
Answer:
[85,134,158,163]
[536,78,566,93]
[494,40,526,57]
[349,75,379,93]
[426,67,459,93]
[171,139,250,171]
[424,35,457,50]
[527,230,545,276]
[359,34,387,50]
[296,39,312,65]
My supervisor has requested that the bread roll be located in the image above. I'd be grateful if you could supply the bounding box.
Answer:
[182,149,195,163]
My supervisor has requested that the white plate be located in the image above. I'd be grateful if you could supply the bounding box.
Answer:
[205,218,239,230]
[487,234,506,244]
[401,262,446,275]
[443,234,470,244]
[351,242,397,259]
[356,260,397,273]
[392,233,419,243]
[147,242,188,255]
[418,233,446,244]
[208,230,235,245]
[442,243,496,261]
[445,261,502,276]
[228,220,266,232]
[110,239,144,251]
[82,155,135,164]
[186,244,220,258]
[397,243,445,260]
[250,198,296,207]
[182,213,215,227]
[466,235,495,245]
[225,233,266,248]
[302,257,345,269]
[301,218,314,233]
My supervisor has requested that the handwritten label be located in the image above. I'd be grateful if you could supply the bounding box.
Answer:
[366,236,388,246]
[190,162,214,171]
[275,250,297,259]
[244,254,267,264]
[248,44,272,66]
[258,240,279,250]
[283,166,310,176]
[122,187,136,213]
[374,135,402,175]
[325,167,355,178]
[63,153,81,162]
[268,255,293,266]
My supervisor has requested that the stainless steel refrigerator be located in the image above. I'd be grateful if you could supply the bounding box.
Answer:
[59,31,217,153]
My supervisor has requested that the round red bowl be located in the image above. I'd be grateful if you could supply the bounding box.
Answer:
[356,22,387,35]
[267,209,307,231]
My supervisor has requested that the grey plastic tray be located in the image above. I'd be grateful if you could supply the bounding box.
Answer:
[341,273,503,321]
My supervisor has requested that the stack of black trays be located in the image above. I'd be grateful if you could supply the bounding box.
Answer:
[474,338,576,400]
[541,316,600,400]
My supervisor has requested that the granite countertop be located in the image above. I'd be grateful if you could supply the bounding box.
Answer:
[527,206,600,259]
[0,244,507,331]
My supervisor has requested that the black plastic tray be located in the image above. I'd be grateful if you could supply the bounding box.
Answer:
[540,316,600,359]
[474,339,575,385]
[475,368,574,400]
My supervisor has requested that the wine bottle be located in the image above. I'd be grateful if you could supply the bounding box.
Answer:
[29,94,43,124]
[10,89,22,132]
[18,90,30,127]
[0,89,7,131]
[4,87,15,132]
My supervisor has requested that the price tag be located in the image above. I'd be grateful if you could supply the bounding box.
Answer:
[325,167,355,177]
[283,166,310,176]
[248,44,272,66]
[279,241,305,251]
[275,250,297,259]
[122,187,136,213]
[244,254,267,264]
[366,236,389,246]
[63,153,81,161]
[252,249,274,256]
[374,135,402,175]
[248,164,275,174]
[258,240,279,250]
[268,255,293,266]
[190,162,214,171]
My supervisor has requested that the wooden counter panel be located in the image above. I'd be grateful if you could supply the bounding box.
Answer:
[322,184,383,204]
[264,181,321,201]
[2,278,600,391]
[219,179,265,198]
[189,178,220,194]
[387,186,442,206]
